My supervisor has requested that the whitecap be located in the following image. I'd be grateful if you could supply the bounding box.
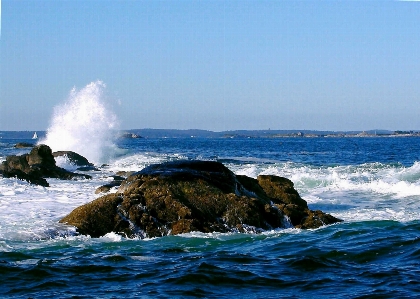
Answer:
[99,232,123,242]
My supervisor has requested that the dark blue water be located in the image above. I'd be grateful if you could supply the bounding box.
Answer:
[1,137,420,298]
[2,221,420,298]
[118,137,420,166]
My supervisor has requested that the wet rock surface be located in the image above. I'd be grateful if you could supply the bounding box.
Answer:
[61,160,342,238]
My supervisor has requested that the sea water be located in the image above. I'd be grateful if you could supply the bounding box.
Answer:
[1,81,420,298]
[1,136,420,298]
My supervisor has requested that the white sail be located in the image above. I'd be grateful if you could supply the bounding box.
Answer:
[32,132,38,139]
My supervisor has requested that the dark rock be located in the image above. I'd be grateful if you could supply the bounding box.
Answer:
[0,168,49,187]
[257,175,308,209]
[110,175,126,181]
[14,142,35,148]
[52,151,93,166]
[0,144,92,186]
[27,144,57,168]
[77,166,100,171]
[60,160,342,238]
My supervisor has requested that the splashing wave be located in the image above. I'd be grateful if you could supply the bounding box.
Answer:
[39,81,118,164]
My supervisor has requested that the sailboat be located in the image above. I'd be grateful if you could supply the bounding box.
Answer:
[32,132,38,139]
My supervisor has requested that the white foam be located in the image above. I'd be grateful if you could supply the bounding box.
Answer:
[106,153,163,172]
[233,162,420,199]
[54,155,80,171]
[39,81,119,164]
[0,176,105,245]
[100,232,123,242]
[230,161,420,222]
[106,152,187,173]
[15,259,41,266]
[130,255,157,261]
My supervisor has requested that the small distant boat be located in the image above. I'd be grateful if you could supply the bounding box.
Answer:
[32,132,38,139]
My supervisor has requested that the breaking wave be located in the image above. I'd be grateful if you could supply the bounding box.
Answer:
[39,81,119,164]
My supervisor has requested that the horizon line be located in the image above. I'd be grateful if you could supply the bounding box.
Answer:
[1,128,419,133]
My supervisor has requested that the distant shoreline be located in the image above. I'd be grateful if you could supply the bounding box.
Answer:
[2,129,420,139]
[121,129,420,139]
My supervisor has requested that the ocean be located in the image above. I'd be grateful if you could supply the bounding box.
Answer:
[1,136,420,298]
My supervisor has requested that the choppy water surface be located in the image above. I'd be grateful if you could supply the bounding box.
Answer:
[1,137,420,298]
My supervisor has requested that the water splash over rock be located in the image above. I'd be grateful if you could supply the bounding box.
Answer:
[40,81,118,164]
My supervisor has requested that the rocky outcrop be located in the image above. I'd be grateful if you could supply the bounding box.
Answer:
[0,145,92,187]
[60,160,342,238]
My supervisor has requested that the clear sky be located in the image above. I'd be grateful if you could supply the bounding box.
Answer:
[1,0,420,131]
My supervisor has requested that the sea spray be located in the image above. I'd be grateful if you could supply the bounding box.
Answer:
[39,81,119,164]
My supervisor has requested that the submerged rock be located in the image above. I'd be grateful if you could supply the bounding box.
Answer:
[14,142,35,148]
[60,160,342,238]
[0,145,92,187]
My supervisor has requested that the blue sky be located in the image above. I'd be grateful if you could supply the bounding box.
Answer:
[1,0,420,131]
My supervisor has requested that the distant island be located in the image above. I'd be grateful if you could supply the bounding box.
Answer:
[1,129,420,140]
[121,129,420,139]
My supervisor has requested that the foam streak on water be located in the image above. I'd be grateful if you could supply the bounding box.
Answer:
[39,81,118,164]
